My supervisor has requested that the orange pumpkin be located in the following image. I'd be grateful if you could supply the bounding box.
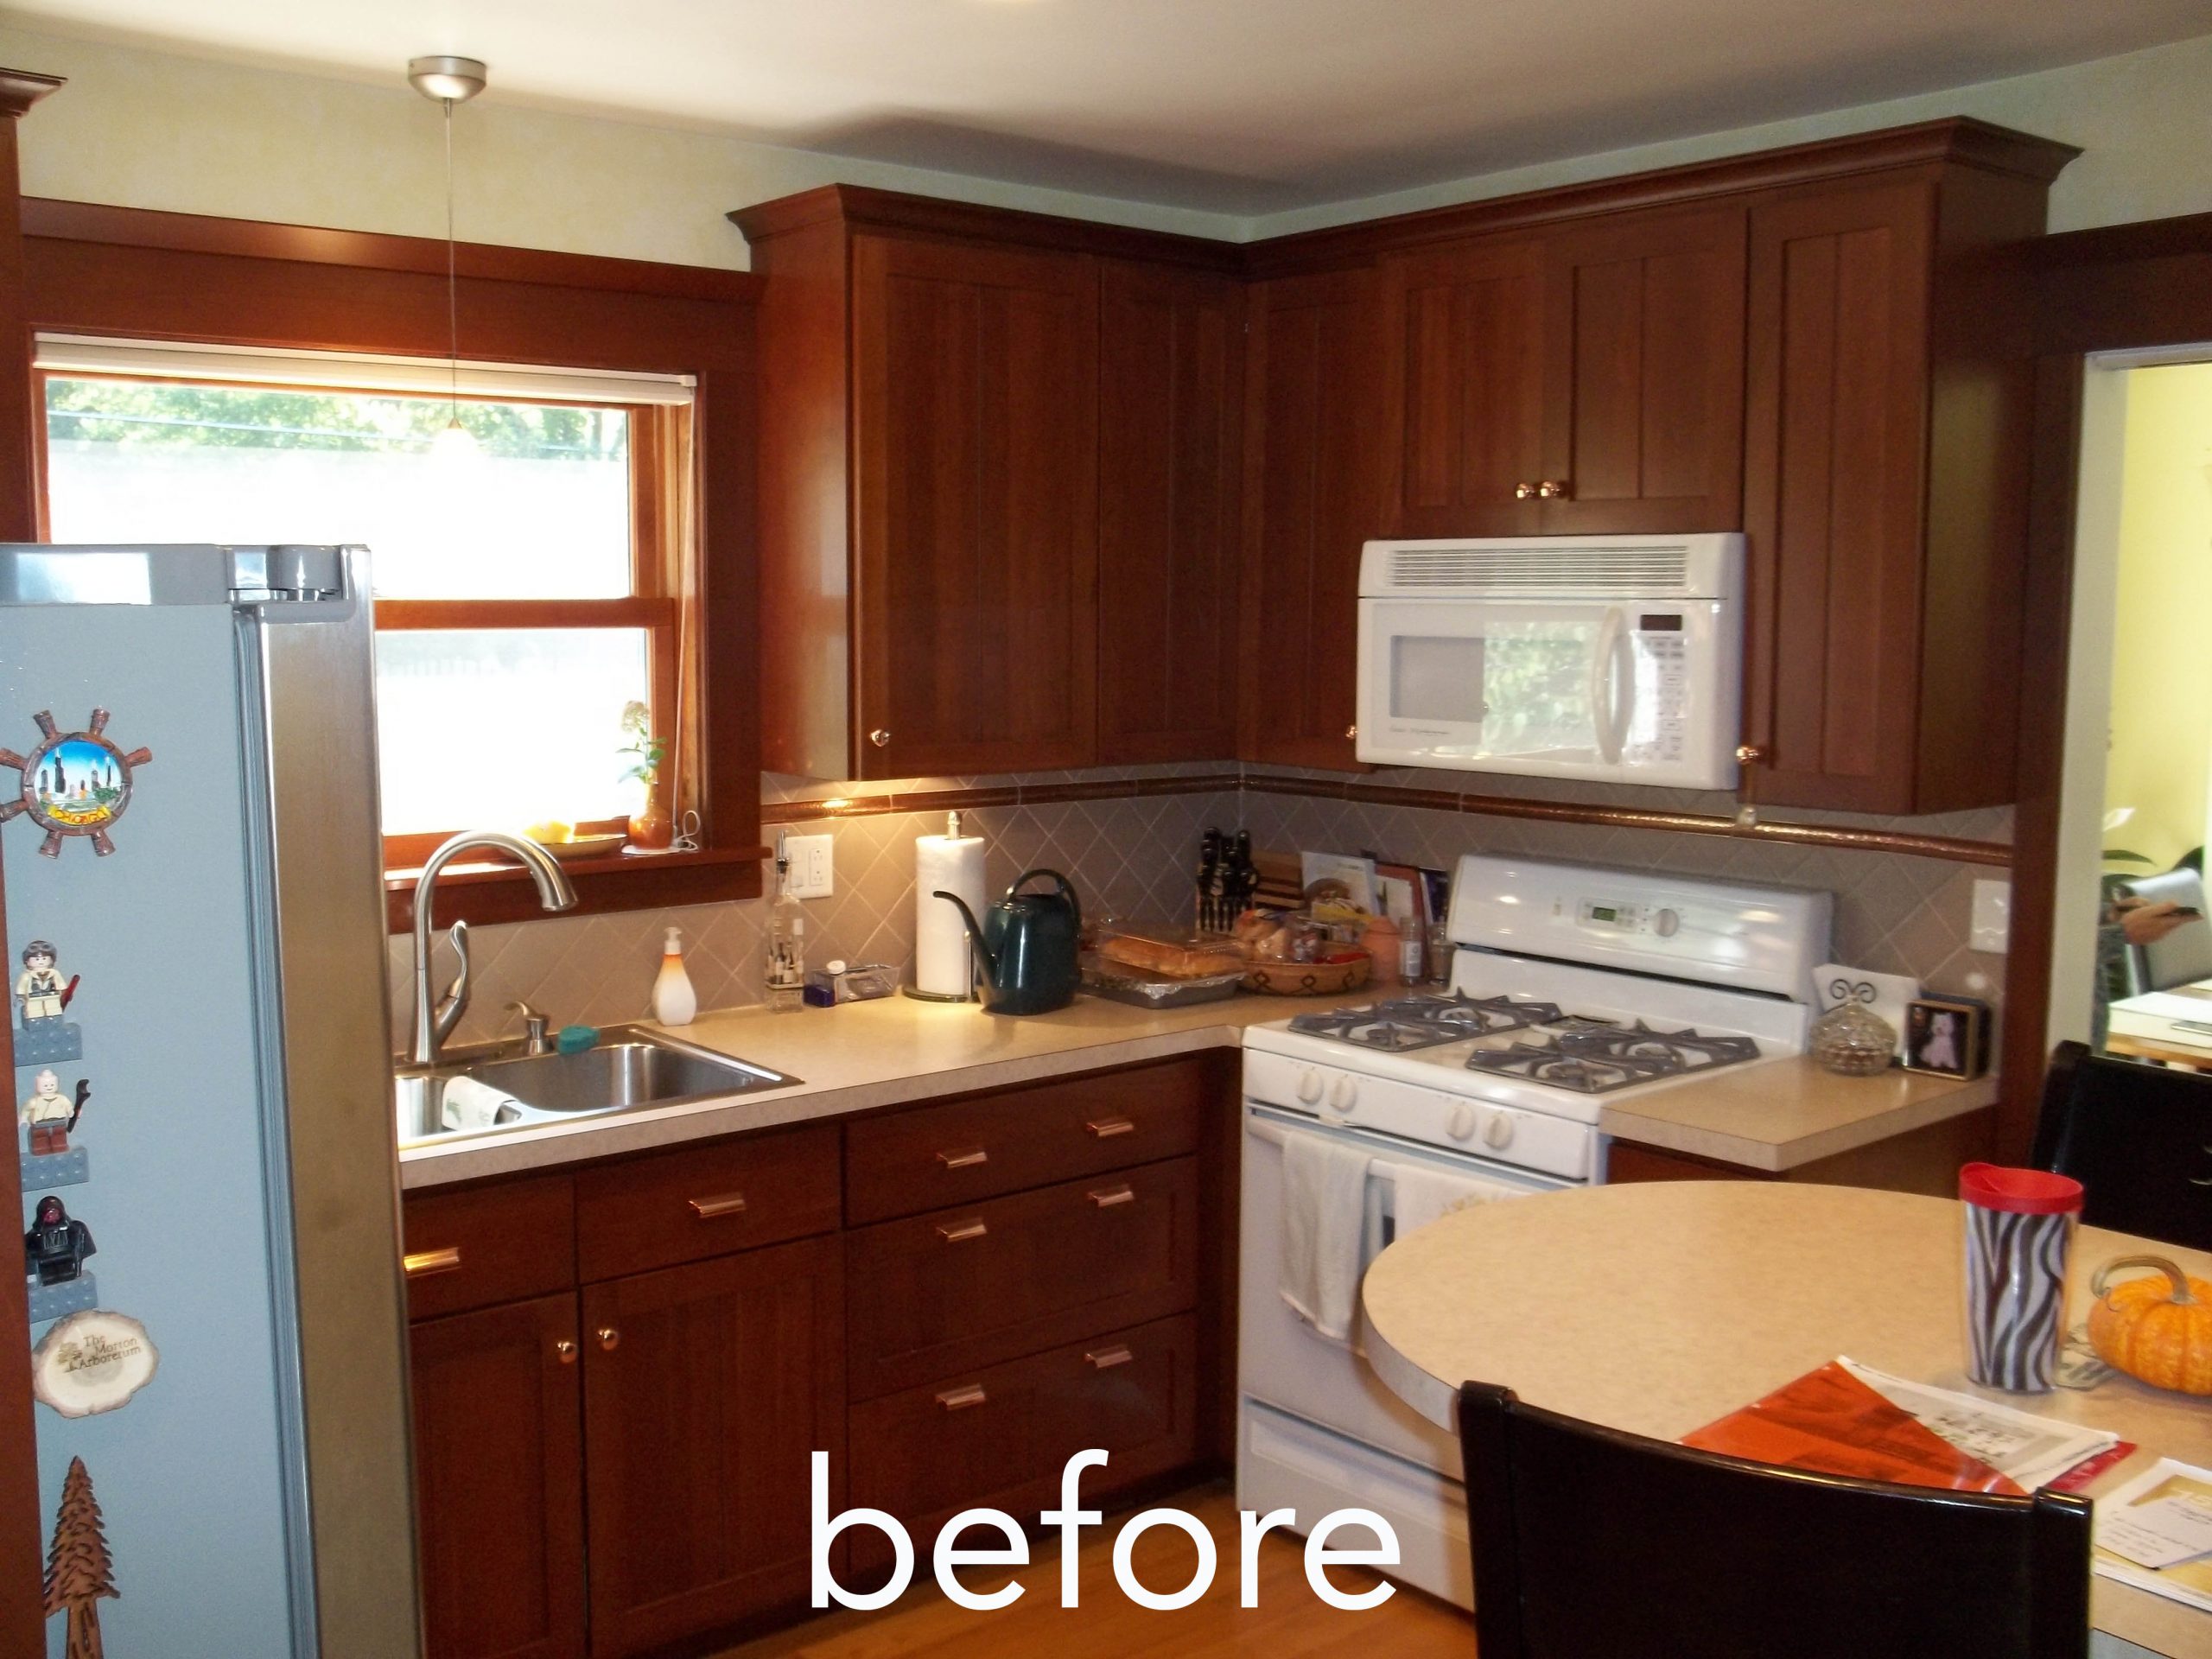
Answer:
[2088,1255,2212,1395]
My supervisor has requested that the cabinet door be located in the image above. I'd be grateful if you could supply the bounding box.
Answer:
[580,1236,844,1657]
[1096,259,1243,762]
[1392,238,1547,537]
[1240,264,1390,770]
[1739,179,1933,813]
[410,1294,585,1659]
[1538,204,1746,533]
[852,233,1099,777]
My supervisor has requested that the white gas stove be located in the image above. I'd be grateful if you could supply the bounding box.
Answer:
[1236,855,1831,1606]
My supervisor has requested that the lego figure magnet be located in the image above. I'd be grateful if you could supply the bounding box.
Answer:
[25,1194,95,1287]
[0,708,152,857]
[13,940,83,1065]
[20,1069,88,1156]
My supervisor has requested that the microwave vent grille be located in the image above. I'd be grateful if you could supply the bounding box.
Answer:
[1387,544,1692,594]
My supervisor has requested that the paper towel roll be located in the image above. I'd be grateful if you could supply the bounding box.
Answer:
[915,833,988,998]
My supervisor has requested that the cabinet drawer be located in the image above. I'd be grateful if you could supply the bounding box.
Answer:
[403,1174,575,1321]
[846,1155,1199,1400]
[845,1058,1212,1224]
[849,1313,1197,1549]
[575,1125,841,1282]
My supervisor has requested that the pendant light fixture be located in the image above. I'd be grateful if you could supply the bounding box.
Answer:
[407,54,487,457]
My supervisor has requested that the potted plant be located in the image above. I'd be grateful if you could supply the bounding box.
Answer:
[620,700,673,850]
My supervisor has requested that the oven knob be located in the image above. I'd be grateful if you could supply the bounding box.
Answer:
[1655,908,1681,938]
[1447,1104,1477,1141]
[1483,1112,1515,1150]
[1296,1069,1324,1105]
[1329,1076,1358,1112]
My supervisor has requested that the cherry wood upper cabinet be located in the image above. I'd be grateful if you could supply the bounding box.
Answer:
[1536,203,1747,533]
[410,1294,586,1659]
[580,1236,844,1657]
[1739,159,2063,814]
[734,187,1241,781]
[1241,264,1390,771]
[1390,238,1548,537]
[1096,259,1243,762]
[852,234,1099,777]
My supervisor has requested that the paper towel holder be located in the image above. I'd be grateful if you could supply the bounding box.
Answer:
[906,810,982,1003]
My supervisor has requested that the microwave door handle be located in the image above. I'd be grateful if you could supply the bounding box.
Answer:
[1590,607,1627,765]
[1607,620,1637,762]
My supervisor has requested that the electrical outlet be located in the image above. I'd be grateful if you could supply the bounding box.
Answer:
[784,833,834,899]
[1970,879,2011,954]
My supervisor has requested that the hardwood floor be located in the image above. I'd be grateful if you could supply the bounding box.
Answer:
[715,1481,1473,1659]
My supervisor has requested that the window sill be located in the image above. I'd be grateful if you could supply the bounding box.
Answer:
[384,844,769,933]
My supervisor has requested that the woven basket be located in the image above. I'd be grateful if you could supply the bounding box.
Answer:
[1241,956,1372,996]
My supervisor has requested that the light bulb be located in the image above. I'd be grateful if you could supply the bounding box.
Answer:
[431,416,480,460]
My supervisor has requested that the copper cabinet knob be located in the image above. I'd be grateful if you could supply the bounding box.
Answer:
[868,728,890,747]
[1514,481,1538,499]
[1735,744,1764,766]
[1344,725,1357,741]
[1536,479,1570,499]
[597,1327,620,1351]
[555,1340,577,1365]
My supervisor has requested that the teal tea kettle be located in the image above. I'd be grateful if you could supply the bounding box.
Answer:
[932,869,1083,1014]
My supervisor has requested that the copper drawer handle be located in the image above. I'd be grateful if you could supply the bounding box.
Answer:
[1087,1184,1135,1209]
[936,1147,989,1169]
[936,1218,988,1243]
[403,1246,462,1280]
[936,1383,988,1412]
[688,1192,748,1220]
[1085,1117,1135,1139]
[1085,1344,1135,1370]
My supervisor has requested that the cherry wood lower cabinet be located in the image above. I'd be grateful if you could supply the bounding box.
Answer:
[580,1236,845,1657]
[1605,1107,1995,1194]
[410,1294,586,1659]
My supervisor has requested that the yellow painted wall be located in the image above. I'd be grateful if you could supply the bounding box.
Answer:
[2,22,2210,270]
[2107,364,2212,872]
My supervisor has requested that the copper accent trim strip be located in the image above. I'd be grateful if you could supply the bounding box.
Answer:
[755,768,2007,866]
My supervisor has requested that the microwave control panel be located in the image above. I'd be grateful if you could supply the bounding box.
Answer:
[1631,615,1688,766]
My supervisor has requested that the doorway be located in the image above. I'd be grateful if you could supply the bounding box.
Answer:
[2049,346,2212,1061]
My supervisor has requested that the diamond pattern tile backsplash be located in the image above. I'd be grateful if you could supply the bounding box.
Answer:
[385,766,2011,1052]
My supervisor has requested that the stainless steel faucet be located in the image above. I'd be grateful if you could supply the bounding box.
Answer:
[409,831,577,1066]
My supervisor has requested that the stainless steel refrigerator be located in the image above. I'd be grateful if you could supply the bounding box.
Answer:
[2,544,418,1656]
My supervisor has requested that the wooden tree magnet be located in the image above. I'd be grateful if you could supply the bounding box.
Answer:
[43,1456,116,1659]
[0,709,152,857]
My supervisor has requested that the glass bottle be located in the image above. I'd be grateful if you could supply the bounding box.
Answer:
[766,853,806,1012]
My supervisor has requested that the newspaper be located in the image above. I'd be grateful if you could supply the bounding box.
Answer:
[1840,1358,2120,1491]
[2093,1459,2212,1615]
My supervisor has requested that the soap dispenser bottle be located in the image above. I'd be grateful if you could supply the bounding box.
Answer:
[652,925,698,1027]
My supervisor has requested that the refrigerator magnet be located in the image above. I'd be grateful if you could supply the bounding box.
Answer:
[32,1310,157,1418]
[0,707,153,857]
[43,1457,117,1659]
[13,939,82,1065]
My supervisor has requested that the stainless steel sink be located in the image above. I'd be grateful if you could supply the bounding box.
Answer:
[396,1026,797,1146]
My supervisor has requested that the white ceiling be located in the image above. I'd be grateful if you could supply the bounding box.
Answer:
[9,0,2212,213]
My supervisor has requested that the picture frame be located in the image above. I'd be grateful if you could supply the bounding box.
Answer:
[1903,995,1990,1079]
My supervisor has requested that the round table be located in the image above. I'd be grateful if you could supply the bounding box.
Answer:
[1359,1181,2212,1657]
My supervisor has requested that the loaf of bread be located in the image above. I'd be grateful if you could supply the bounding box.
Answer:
[1096,932,1246,980]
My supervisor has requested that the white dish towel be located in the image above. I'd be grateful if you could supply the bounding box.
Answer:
[440,1076,521,1133]
[1386,1160,1510,1241]
[1279,1129,1374,1343]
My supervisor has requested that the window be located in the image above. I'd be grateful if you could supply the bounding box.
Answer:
[35,340,696,868]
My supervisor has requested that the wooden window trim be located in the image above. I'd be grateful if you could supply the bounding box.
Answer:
[19,198,769,927]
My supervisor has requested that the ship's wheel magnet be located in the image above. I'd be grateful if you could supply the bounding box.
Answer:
[0,710,152,857]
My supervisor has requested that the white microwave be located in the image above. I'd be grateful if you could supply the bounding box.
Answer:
[1355,533,1744,788]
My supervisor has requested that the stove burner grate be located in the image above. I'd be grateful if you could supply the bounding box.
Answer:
[1291,990,1565,1052]
[1462,1020,1764,1093]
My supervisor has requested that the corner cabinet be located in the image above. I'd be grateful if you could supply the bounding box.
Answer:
[735,187,1243,779]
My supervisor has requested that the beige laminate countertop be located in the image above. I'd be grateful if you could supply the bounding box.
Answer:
[1360,1182,2212,1658]
[394,990,1996,1190]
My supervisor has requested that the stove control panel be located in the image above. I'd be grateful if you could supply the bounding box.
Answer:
[1242,1051,1592,1182]
[1576,899,1680,938]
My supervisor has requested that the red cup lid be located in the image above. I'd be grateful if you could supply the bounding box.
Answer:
[1959,1162,2082,1215]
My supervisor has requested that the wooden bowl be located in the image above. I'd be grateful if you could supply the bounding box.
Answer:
[539,831,627,864]
[1242,955,1372,996]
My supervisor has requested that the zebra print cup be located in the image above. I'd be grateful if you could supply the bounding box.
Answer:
[1960,1163,2084,1393]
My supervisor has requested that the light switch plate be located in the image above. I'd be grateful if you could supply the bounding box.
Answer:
[1970,879,2011,954]
[784,833,833,899]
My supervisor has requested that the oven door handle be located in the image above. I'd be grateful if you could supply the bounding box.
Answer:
[1589,607,1630,766]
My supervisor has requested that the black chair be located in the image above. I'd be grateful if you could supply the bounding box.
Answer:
[2032,1039,2212,1251]
[1458,1382,2091,1659]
